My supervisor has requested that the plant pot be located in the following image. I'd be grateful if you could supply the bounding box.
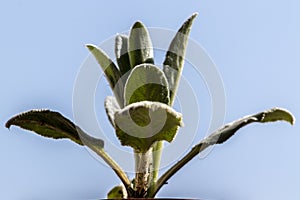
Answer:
[105,198,200,200]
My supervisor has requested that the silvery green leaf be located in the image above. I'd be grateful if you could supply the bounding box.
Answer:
[163,13,197,105]
[202,107,295,145]
[115,34,131,75]
[86,44,123,105]
[107,184,127,199]
[105,96,120,127]
[128,21,154,68]
[260,108,295,124]
[114,101,183,152]
[152,108,294,197]
[124,64,169,106]
[5,110,104,148]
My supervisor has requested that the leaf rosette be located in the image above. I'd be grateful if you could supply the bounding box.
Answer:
[5,13,296,198]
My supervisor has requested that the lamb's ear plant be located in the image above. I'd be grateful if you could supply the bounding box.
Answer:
[5,13,295,198]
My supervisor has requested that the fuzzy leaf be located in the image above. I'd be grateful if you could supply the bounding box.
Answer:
[260,108,295,124]
[202,107,295,145]
[115,34,131,75]
[163,13,197,105]
[152,107,295,197]
[86,44,123,105]
[128,21,154,68]
[105,96,120,127]
[124,64,169,106]
[5,110,104,148]
[114,101,183,152]
[107,185,127,199]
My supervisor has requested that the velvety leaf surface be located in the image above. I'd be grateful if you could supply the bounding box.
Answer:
[152,107,295,197]
[124,64,169,106]
[128,21,154,68]
[114,101,183,152]
[202,107,295,145]
[163,13,197,105]
[86,44,123,105]
[260,108,295,124]
[105,96,120,127]
[107,185,126,199]
[6,110,104,148]
[115,34,131,75]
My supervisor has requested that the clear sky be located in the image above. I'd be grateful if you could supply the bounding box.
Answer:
[0,0,299,199]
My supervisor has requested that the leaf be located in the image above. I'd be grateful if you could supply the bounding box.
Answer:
[260,108,295,124]
[202,107,295,145]
[114,101,183,152]
[163,13,197,105]
[105,96,121,127]
[107,185,127,199]
[86,44,123,105]
[5,110,104,148]
[152,107,295,197]
[128,21,154,68]
[124,64,170,106]
[115,34,131,75]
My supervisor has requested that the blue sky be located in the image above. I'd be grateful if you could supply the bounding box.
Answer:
[1,0,299,199]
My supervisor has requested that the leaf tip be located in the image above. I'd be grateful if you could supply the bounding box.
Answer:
[185,12,198,26]
[282,110,296,126]
[5,109,50,130]
[191,12,198,19]
[85,44,96,51]
[132,21,145,29]
[5,115,15,129]
[262,107,295,125]
[5,120,11,129]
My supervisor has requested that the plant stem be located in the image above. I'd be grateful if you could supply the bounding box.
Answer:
[149,98,176,195]
[147,142,210,197]
[148,140,163,196]
[134,148,153,197]
[152,141,163,181]
[86,143,132,193]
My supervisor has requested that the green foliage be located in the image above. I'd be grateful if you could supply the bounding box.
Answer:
[104,96,120,127]
[114,101,183,152]
[260,108,295,124]
[163,13,197,105]
[203,107,295,145]
[107,185,126,198]
[86,44,124,106]
[115,34,131,75]
[128,21,154,68]
[124,64,170,106]
[5,110,104,148]
[150,107,295,197]
[5,13,296,199]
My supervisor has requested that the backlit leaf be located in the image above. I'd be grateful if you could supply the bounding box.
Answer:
[86,44,123,105]
[115,34,131,75]
[6,110,104,148]
[124,64,169,106]
[202,107,295,145]
[128,21,154,68]
[163,13,197,105]
[114,101,183,152]
[105,96,120,127]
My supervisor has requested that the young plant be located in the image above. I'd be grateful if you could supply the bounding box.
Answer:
[5,13,295,198]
